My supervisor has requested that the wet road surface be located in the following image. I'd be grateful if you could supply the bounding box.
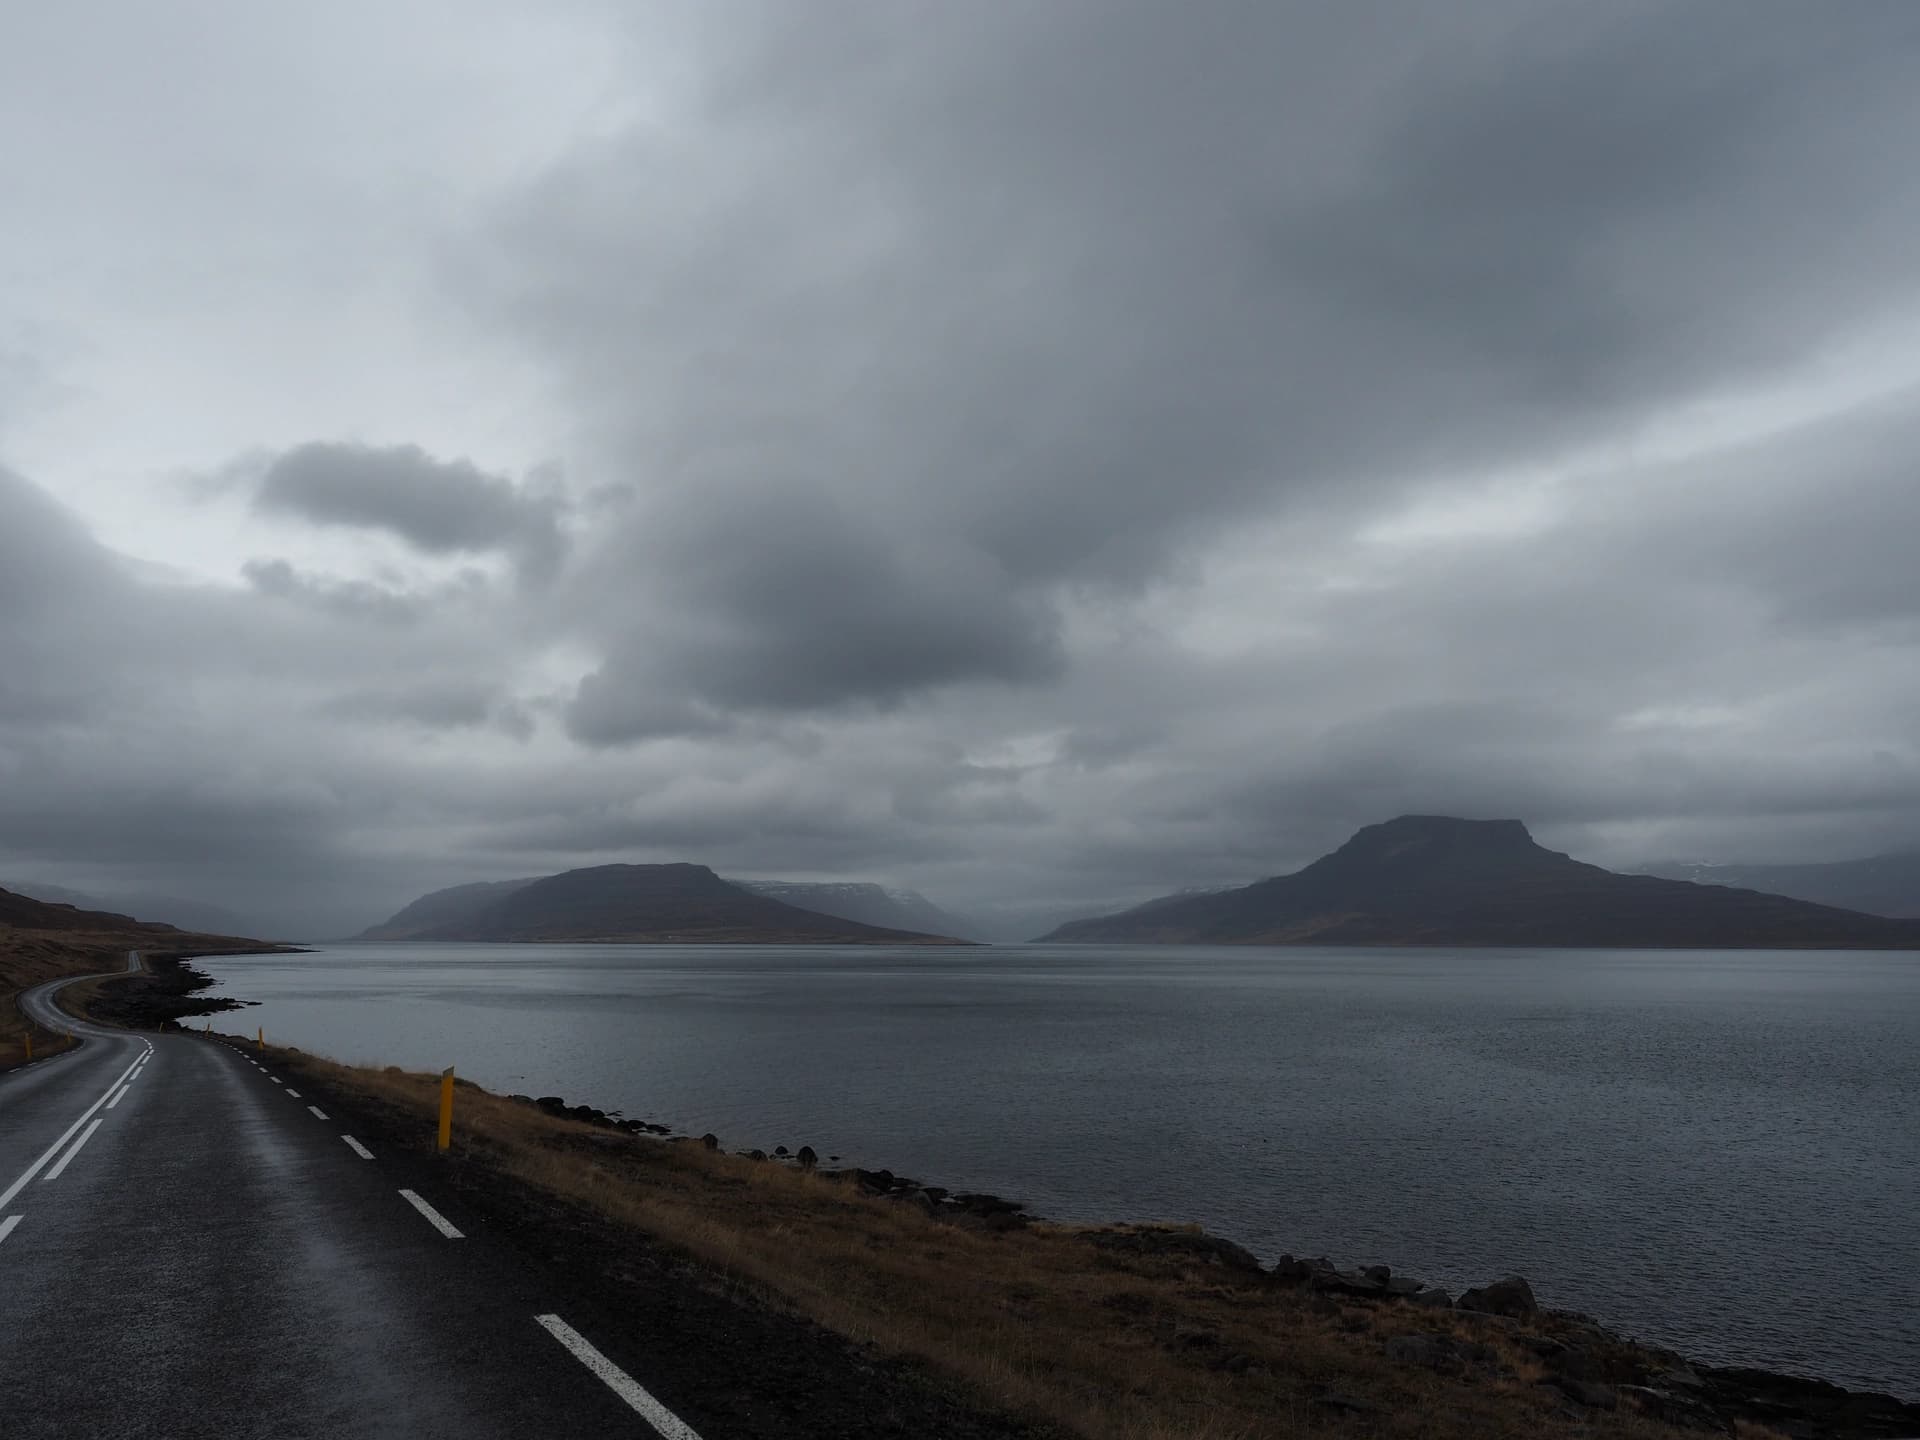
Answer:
[0,956,705,1439]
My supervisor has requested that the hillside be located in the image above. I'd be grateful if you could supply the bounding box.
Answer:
[2,883,287,1069]
[1037,815,1920,948]
[1641,852,1920,918]
[3,880,255,936]
[729,880,978,941]
[355,877,539,940]
[387,864,970,945]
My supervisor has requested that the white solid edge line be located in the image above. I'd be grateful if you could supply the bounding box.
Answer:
[0,1214,21,1246]
[534,1314,704,1440]
[341,1136,374,1160]
[42,1119,104,1183]
[105,1085,132,1110]
[307,1106,329,1120]
[397,1189,463,1239]
[0,1052,143,1209]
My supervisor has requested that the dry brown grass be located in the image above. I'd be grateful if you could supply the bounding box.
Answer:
[262,1048,1718,1440]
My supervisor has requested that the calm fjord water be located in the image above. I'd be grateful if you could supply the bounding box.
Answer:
[198,943,1919,1396]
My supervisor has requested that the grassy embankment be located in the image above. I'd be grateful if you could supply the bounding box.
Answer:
[249,1044,1783,1440]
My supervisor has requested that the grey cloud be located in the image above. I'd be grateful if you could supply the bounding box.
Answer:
[472,0,1920,747]
[254,442,566,579]
[563,483,1064,741]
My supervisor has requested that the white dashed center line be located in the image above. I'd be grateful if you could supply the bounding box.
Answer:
[534,1314,704,1440]
[42,1119,104,1183]
[270,1077,282,1085]
[0,1052,140,1210]
[398,1189,463,1239]
[0,1215,22,1247]
[105,1086,132,1110]
[285,1089,301,1098]
[341,1136,374,1160]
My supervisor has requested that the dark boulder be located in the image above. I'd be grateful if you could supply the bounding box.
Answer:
[1086,1228,1261,1274]
[1310,1268,1390,1299]
[1361,1264,1392,1284]
[1548,1376,1618,1410]
[1269,1254,1316,1283]
[1408,1287,1453,1308]
[1384,1335,1463,1375]
[773,1145,789,1157]
[1456,1274,1538,1318]
[535,1096,567,1112]
[796,1145,818,1168]
[747,1149,767,1161]
[699,1132,719,1150]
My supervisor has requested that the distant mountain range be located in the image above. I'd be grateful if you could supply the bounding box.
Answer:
[728,880,980,941]
[356,864,971,945]
[1037,815,1920,948]
[0,883,266,945]
[2,881,255,938]
[1639,854,1920,919]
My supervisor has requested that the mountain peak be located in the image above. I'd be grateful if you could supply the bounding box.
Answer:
[1038,815,1920,948]
[1331,815,1540,863]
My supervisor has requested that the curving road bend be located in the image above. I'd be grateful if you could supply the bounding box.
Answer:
[0,955,704,1439]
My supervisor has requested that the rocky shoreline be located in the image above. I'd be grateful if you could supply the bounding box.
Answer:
[122,966,1920,1437]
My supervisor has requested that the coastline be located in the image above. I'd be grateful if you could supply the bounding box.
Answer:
[86,957,1920,1436]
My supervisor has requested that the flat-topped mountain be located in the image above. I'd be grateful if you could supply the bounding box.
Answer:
[360,864,969,945]
[1037,816,1920,948]
[1641,852,1920,919]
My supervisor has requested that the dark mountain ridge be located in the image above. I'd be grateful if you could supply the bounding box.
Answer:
[1038,815,1920,948]
[357,878,540,940]
[727,880,978,941]
[369,864,968,945]
[1640,852,1920,919]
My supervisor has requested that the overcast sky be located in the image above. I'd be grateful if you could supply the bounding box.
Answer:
[4,2,1920,939]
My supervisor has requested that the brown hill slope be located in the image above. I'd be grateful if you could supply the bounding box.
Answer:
[1039,816,1920,948]
[1,884,286,1068]
[406,863,970,945]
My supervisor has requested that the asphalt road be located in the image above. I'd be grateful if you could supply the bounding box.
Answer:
[0,955,706,1439]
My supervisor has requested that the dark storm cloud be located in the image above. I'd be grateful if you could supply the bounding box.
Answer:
[254,442,565,579]
[563,483,1063,742]
[470,0,1920,743]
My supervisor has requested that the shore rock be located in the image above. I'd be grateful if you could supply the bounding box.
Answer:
[1457,1275,1537,1318]
[795,1145,817,1168]
[1086,1227,1263,1274]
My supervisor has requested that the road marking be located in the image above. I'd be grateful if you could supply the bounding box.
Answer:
[341,1136,374,1160]
[42,1119,104,1182]
[270,1077,282,1085]
[0,1052,143,1209]
[285,1088,301,1098]
[0,1215,21,1248]
[534,1314,704,1440]
[307,1106,329,1120]
[398,1189,463,1239]
[105,1086,132,1110]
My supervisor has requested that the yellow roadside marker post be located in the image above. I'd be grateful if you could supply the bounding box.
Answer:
[438,1068,455,1152]
[257,1027,264,1052]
